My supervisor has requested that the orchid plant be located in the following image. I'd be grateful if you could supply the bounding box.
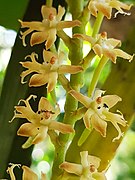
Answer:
[3,0,134,179]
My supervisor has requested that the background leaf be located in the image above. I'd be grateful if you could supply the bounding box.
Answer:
[0,0,29,30]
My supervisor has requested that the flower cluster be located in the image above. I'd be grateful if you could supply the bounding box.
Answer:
[8,0,134,179]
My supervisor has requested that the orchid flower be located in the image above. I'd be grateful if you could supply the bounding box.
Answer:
[60,151,106,180]
[69,89,127,141]
[20,50,82,93]
[73,32,133,63]
[88,0,132,19]
[19,5,81,50]
[11,95,74,148]
[6,163,46,180]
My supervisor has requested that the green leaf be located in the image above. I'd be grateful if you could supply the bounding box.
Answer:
[0,0,29,30]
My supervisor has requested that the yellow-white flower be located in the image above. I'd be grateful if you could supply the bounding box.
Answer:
[73,32,133,63]
[60,151,106,180]
[7,163,46,180]
[20,50,83,93]
[19,5,81,50]
[69,89,127,141]
[11,95,74,148]
[88,0,132,19]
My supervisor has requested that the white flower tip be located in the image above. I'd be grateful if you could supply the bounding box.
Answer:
[114,11,131,18]
[18,19,22,23]
[129,54,135,62]
[9,117,15,123]
[112,132,124,142]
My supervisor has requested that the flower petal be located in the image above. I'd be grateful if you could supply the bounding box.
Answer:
[17,123,38,137]
[88,155,101,169]
[103,111,126,141]
[107,38,121,47]
[103,48,116,63]
[91,114,107,137]
[93,44,103,57]
[88,2,98,17]
[80,151,89,167]
[19,20,44,31]
[41,5,56,19]
[69,90,91,108]
[22,165,38,180]
[73,33,95,45]
[56,5,65,21]
[57,20,81,30]
[102,95,122,109]
[83,108,94,128]
[113,49,133,62]
[104,111,126,126]
[60,162,83,176]
[29,74,49,87]
[58,65,83,74]
[43,50,58,63]
[30,32,48,46]
[49,121,74,134]
[47,72,58,93]
[97,3,112,19]
[93,89,105,100]
[38,97,53,112]
[45,29,56,50]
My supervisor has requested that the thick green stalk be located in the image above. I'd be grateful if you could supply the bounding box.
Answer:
[51,0,85,179]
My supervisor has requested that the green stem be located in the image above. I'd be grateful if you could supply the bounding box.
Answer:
[82,50,95,70]
[57,30,71,49]
[58,74,71,92]
[88,56,109,97]
[46,0,53,7]
[92,12,104,37]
